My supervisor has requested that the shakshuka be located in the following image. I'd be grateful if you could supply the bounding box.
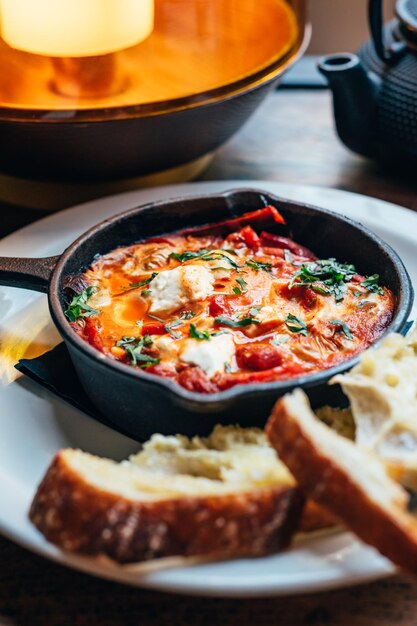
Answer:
[65,206,395,393]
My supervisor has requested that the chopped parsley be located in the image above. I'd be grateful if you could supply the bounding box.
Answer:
[141,289,151,297]
[271,335,290,345]
[236,276,248,292]
[284,249,293,264]
[214,314,261,329]
[206,251,241,270]
[329,319,353,340]
[362,274,384,295]
[170,249,211,263]
[189,323,211,341]
[285,313,308,336]
[148,313,165,322]
[245,259,273,275]
[357,300,374,309]
[289,259,356,302]
[180,311,195,320]
[170,249,240,270]
[116,335,159,368]
[165,319,183,339]
[65,286,101,322]
[129,272,158,289]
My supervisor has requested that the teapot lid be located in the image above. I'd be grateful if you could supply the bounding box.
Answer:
[396,0,417,47]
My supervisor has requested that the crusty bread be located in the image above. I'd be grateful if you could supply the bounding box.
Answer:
[266,389,417,576]
[30,426,304,564]
[331,327,417,490]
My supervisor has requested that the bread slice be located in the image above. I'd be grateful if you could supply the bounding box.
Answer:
[331,328,417,490]
[30,426,304,564]
[266,389,417,576]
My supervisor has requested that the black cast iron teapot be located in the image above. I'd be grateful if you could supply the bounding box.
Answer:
[318,0,417,169]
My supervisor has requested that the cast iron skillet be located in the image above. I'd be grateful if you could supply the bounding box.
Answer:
[0,189,413,440]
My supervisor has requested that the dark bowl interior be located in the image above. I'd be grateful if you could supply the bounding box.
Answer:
[49,188,413,439]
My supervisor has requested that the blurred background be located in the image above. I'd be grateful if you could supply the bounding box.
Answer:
[309,0,395,53]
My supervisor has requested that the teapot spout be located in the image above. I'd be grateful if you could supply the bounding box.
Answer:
[318,54,380,158]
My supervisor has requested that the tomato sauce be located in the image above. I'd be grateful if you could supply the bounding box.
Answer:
[65,207,395,394]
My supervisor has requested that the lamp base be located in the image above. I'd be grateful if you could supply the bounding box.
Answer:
[0,153,214,212]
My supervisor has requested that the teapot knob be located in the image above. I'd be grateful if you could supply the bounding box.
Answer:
[369,0,407,63]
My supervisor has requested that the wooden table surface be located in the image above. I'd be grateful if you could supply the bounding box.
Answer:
[1,88,417,626]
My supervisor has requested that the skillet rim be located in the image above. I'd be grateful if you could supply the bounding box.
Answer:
[48,187,414,407]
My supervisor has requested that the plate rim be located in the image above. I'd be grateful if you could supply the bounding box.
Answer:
[1,179,415,597]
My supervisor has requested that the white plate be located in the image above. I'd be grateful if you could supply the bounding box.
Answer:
[0,181,415,598]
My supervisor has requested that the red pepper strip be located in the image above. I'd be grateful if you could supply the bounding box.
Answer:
[84,318,104,352]
[144,237,173,245]
[209,296,228,317]
[217,360,306,390]
[176,206,286,238]
[141,322,166,336]
[260,231,317,260]
[239,225,261,250]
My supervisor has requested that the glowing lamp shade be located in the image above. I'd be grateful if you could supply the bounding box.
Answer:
[0,0,154,57]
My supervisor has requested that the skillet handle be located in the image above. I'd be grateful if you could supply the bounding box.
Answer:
[0,255,59,293]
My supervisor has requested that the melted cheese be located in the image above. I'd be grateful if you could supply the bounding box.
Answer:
[180,333,235,377]
[148,265,214,316]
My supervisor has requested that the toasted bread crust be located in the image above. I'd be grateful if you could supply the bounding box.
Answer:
[266,392,417,575]
[30,451,304,564]
[299,501,339,533]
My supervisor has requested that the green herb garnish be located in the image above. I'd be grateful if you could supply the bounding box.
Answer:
[357,300,374,309]
[64,286,101,322]
[362,274,384,295]
[233,286,242,295]
[245,259,274,275]
[284,249,292,264]
[116,335,159,368]
[285,313,308,336]
[170,249,240,270]
[271,335,290,345]
[189,323,211,341]
[289,259,356,302]
[206,251,241,270]
[170,249,211,263]
[129,272,158,289]
[329,319,353,340]
[215,315,260,329]
[148,313,165,322]
[181,311,196,320]
[165,319,183,339]
[236,276,248,293]
[141,289,151,297]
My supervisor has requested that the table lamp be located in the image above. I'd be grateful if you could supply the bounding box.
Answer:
[0,0,154,97]
[0,0,308,209]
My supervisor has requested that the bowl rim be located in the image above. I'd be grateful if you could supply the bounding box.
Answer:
[0,25,311,124]
[48,187,414,407]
